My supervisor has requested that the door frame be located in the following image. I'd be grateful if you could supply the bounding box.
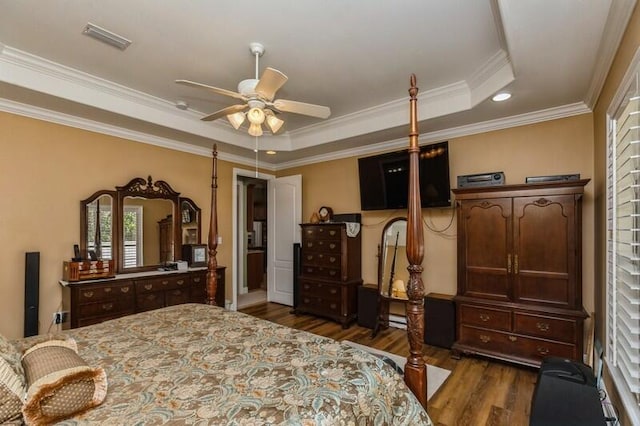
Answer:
[231,168,275,311]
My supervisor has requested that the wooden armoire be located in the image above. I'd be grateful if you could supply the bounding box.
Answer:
[452,180,589,367]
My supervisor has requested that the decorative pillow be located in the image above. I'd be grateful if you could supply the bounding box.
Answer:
[0,334,25,382]
[0,356,25,423]
[21,339,107,425]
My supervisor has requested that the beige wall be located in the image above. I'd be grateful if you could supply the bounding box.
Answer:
[281,114,595,313]
[592,4,640,425]
[1,106,596,343]
[0,111,246,338]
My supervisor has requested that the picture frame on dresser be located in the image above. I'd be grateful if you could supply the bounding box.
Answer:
[182,244,208,267]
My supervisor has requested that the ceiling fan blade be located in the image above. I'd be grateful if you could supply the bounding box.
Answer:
[201,104,248,122]
[255,67,288,101]
[175,79,245,101]
[272,99,331,119]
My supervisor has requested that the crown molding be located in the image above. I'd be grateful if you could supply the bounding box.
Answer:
[275,102,591,170]
[584,0,637,108]
[0,97,277,170]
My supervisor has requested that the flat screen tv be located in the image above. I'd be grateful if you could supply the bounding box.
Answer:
[358,141,451,210]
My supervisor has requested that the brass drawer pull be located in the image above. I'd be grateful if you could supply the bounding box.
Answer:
[307,255,313,260]
[515,254,519,274]
[120,287,130,293]
[102,303,113,311]
[104,287,112,293]
[329,270,337,276]
[329,257,336,263]
[508,336,517,342]
[537,346,549,355]
[193,277,201,283]
[507,254,512,274]
[330,288,337,294]
[307,242,314,248]
[330,303,337,309]
[144,284,153,290]
[161,280,169,285]
[479,335,491,343]
[329,243,336,249]
[173,290,182,295]
[303,284,310,290]
[479,314,490,322]
[536,322,550,332]
[83,291,94,298]
[176,279,184,285]
[329,230,336,236]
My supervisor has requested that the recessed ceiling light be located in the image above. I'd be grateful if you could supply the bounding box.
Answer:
[82,22,131,50]
[175,101,188,110]
[492,92,512,102]
[266,150,276,155]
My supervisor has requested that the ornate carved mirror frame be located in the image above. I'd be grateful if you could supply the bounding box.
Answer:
[80,176,201,274]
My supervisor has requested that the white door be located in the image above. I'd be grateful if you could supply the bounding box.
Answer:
[267,175,302,305]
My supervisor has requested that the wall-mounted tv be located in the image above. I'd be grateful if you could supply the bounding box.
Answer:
[358,141,451,210]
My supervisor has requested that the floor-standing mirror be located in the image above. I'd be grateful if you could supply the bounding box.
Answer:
[372,217,409,336]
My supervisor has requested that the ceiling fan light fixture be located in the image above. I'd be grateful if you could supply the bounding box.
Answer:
[248,122,263,137]
[247,107,266,125]
[227,112,245,129]
[266,114,284,134]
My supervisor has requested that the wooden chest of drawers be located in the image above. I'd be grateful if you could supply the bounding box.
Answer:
[63,267,225,328]
[296,223,362,328]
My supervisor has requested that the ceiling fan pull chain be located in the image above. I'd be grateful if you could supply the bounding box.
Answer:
[255,136,259,178]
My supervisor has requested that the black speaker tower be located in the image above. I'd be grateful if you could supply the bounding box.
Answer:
[292,243,301,309]
[24,252,40,337]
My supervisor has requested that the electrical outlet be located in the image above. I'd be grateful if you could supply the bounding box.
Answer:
[53,311,68,324]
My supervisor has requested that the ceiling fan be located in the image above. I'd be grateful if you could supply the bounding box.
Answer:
[175,42,331,136]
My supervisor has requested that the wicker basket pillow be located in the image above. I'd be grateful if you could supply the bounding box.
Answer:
[21,339,107,425]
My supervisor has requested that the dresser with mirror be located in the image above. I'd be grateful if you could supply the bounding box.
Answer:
[62,176,224,328]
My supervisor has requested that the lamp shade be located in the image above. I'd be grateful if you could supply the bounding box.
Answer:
[247,107,266,125]
[266,114,284,133]
[227,112,245,129]
[248,122,263,137]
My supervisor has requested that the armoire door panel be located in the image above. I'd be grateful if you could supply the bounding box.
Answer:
[466,268,510,300]
[513,195,576,307]
[516,274,570,306]
[459,199,512,298]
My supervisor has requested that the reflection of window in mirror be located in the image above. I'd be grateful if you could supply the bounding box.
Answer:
[86,195,113,260]
[123,205,144,268]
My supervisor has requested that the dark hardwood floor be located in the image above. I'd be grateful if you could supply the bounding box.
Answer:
[240,302,538,426]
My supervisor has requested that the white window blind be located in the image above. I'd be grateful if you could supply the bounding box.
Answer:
[607,50,640,420]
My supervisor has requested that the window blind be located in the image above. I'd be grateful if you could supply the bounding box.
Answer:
[607,66,640,413]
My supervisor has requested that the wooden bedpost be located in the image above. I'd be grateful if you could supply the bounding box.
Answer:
[404,74,428,408]
[206,144,219,306]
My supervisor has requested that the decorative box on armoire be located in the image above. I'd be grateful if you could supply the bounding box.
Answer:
[452,180,590,367]
[296,223,362,328]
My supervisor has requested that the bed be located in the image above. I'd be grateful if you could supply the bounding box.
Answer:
[3,76,430,424]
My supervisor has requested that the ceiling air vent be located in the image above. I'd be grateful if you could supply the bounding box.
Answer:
[82,23,131,50]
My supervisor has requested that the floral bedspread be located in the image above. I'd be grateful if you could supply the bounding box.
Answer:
[17,304,432,425]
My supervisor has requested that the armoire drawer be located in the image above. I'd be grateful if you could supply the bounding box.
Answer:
[299,280,341,301]
[513,312,577,343]
[303,226,342,240]
[300,266,340,280]
[303,239,341,253]
[299,296,341,316]
[459,304,511,331]
[458,325,577,361]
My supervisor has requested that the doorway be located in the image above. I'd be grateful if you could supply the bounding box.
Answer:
[237,175,268,309]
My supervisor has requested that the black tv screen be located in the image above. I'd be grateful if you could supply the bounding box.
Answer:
[358,141,451,210]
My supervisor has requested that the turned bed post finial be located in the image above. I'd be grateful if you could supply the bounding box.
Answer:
[404,73,428,408]
[206,144,219,306]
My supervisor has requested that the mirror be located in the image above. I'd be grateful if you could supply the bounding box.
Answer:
[378,217,409,299]
[81,191,115,261]
[122,197,174,268]
[180,198,201,245]
[80,176,201,273]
